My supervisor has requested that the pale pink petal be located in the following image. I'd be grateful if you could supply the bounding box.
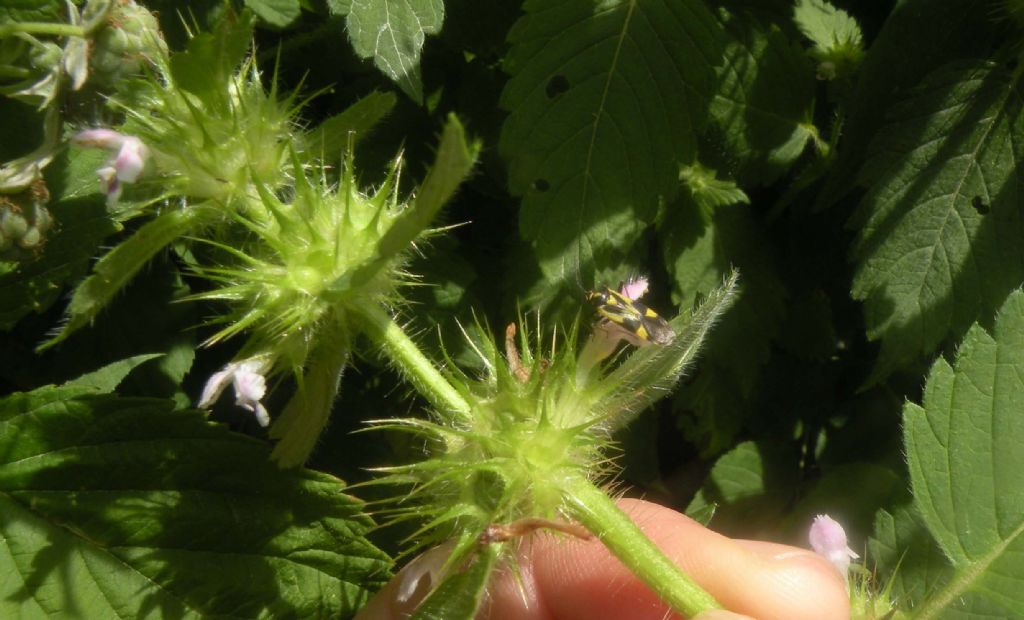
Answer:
[72,129,150,205]
[114,137,148,182]
[198,368,234,409]
[620,276,649,301]
[809,514,858,578]
[233,367,267,405]
[198,358,272,426]
[72,128,127,150]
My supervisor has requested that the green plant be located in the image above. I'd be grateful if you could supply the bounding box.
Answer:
[2,0,1024,618]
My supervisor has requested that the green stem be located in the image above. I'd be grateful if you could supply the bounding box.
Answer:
[0,23,86,38]
[562,475,721,618]
[355,304,471,417]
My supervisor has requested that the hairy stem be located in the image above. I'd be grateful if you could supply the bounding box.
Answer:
[355,304,471,417]
[562,475,721,617]
[0,23,86,38]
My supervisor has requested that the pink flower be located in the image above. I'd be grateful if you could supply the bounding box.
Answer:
[620,276,649,301]
[198,358,272,427]
[809,514,859,578]
[72,129,150,205]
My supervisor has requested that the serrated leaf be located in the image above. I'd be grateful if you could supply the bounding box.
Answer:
[818,0,995,208]
[63,353,163,392]
[903,288,1024,616]
[0,384,390,618]
[792,0,862,57]
[851,61,1024,384]
[709,9,816,185]
[869,503,954,612]
[500,0,722,287]
[662,201,785,453]
[678,161,749,220]
[870,504,1010,618]
[345,0,444,103]
[244,0,301,28]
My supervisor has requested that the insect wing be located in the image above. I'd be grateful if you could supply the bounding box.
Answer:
[640,313,675,344]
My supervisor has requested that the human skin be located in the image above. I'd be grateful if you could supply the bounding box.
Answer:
[356,498,851,620]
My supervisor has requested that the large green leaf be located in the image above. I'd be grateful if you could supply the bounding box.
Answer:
[0,384,390,618]
[818,0,995,207]
[345,0,444,103]
[851,61,1024,383]
[500,0,722,287]
[903,288,1024,617]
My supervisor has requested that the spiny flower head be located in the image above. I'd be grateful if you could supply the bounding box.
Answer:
[191,146,408,366]
[194,116,478,466]
[371,273,738,566]
[108,12,298,207]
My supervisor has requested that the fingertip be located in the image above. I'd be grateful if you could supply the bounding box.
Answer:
[490,498,849,620]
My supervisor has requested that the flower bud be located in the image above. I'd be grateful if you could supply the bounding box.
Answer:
[88,0,168,88]
[809,514,859,578]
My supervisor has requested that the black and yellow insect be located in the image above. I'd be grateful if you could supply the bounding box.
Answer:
[587,287,675,345]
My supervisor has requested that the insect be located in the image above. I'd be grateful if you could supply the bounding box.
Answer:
[587,286,675,345]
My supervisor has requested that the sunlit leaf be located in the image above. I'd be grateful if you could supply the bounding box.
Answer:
[0,383,390,618]
[500,0,722,288]
[851,61,1024,383]
[903,289,1024,616]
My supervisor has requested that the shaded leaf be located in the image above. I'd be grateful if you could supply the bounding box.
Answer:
[41,206,216,349]
[0,196,117,330]
[305,90,398,162]
[169,12,254,100]
[686,441,800,538]
[63,353,163,393]
[903,288,1024,616]
[818,0,995,207]
[500,0,722,288]
[0,1,62,23]
[851,61,1024,383]
[244,0,301,28]
[662,201,785,454]
[709,9,816,185]
[869,503,954,613]
[0,384,390,619]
